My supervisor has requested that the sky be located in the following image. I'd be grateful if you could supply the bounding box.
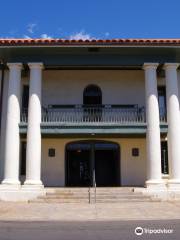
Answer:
[1,0,180,39]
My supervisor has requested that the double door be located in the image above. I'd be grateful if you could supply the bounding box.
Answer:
[66,141,120,187]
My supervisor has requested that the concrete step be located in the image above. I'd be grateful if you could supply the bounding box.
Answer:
[89,192,143,195]
[39,197,153,202]
[30,198,156,203]
[46,192,89,196]
[30,187,160,203]
[40,196,89,200]
[46,187,134,194]
[45,193,137,197]
[45,192,141,197]
[46,191,136,196]
[96,199,159,203]
[43,194,147,199]
[30,198,90,203]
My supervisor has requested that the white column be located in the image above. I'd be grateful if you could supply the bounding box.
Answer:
[1,63,22,186]
[0,69,2,99]
[143,63,165,190]
[0,69,2,181]
[0,71,9,182]
[164,63,180,190]
[24,63,43,188]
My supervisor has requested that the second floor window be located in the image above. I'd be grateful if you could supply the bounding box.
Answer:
[158,86,166,119]
[83,85,102,105]
[22,85,29,109]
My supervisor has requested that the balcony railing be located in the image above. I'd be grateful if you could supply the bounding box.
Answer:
[21,104,144,124]
[20,105,167,125]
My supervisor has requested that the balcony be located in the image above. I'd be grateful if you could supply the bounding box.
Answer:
[21,104,146,124]
[20,105,167,136]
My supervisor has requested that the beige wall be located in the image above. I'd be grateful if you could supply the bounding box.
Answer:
[42,70,146,107]
[20,69,166,108]
[41,138,147,187]
[42,139,66,186]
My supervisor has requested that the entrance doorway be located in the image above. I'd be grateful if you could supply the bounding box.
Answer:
[66,141,120,187]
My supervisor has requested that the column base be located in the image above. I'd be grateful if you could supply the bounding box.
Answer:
[0,179,21,190]
[23,179,44,190]
[167,179,180,191]
[145,179,166,191]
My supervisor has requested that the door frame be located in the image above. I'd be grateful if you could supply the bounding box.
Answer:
[65,140,121,187]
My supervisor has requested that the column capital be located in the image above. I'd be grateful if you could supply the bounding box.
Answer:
[28,62,44,69]
[143,63,159,70]
[7,63,23,70]
[163,63,180,70]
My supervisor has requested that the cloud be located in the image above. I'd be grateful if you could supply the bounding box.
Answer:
[69,30,93,40]
[40,33,52,39]
[23,35,32,39]
[105,32,110,37]
[27,23,37,34]
[21,33,53,39]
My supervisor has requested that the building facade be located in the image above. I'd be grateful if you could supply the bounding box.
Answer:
[0,38,180,201]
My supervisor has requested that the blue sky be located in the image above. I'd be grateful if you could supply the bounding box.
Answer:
[1,0,180,39]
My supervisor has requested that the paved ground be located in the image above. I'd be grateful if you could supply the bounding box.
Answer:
[0,201,180,239]
[0,220,180,240]
[0,201,180,221]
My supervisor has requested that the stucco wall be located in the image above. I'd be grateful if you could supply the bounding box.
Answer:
[41,138,147,187]
[42,70,146,107]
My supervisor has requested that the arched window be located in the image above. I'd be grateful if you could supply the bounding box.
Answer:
[83,85,102,105]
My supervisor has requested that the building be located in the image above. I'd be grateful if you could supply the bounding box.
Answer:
[0,38,180,201]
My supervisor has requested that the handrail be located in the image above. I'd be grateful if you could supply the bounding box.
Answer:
[21,105,148,124]
[93,170,96,204]
[88,187,91,204]
[94,181,96,204]
[20,105,167,124]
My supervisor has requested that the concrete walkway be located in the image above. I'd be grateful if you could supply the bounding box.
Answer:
[0,201,180,221]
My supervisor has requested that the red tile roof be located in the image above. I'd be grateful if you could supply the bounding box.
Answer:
[0,38,180,46]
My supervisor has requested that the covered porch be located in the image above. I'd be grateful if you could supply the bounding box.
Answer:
[0,39,180,202]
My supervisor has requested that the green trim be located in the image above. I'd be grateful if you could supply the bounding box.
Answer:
[19,122,168,136]
[0,46,179,66]
[160,123,168,133]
